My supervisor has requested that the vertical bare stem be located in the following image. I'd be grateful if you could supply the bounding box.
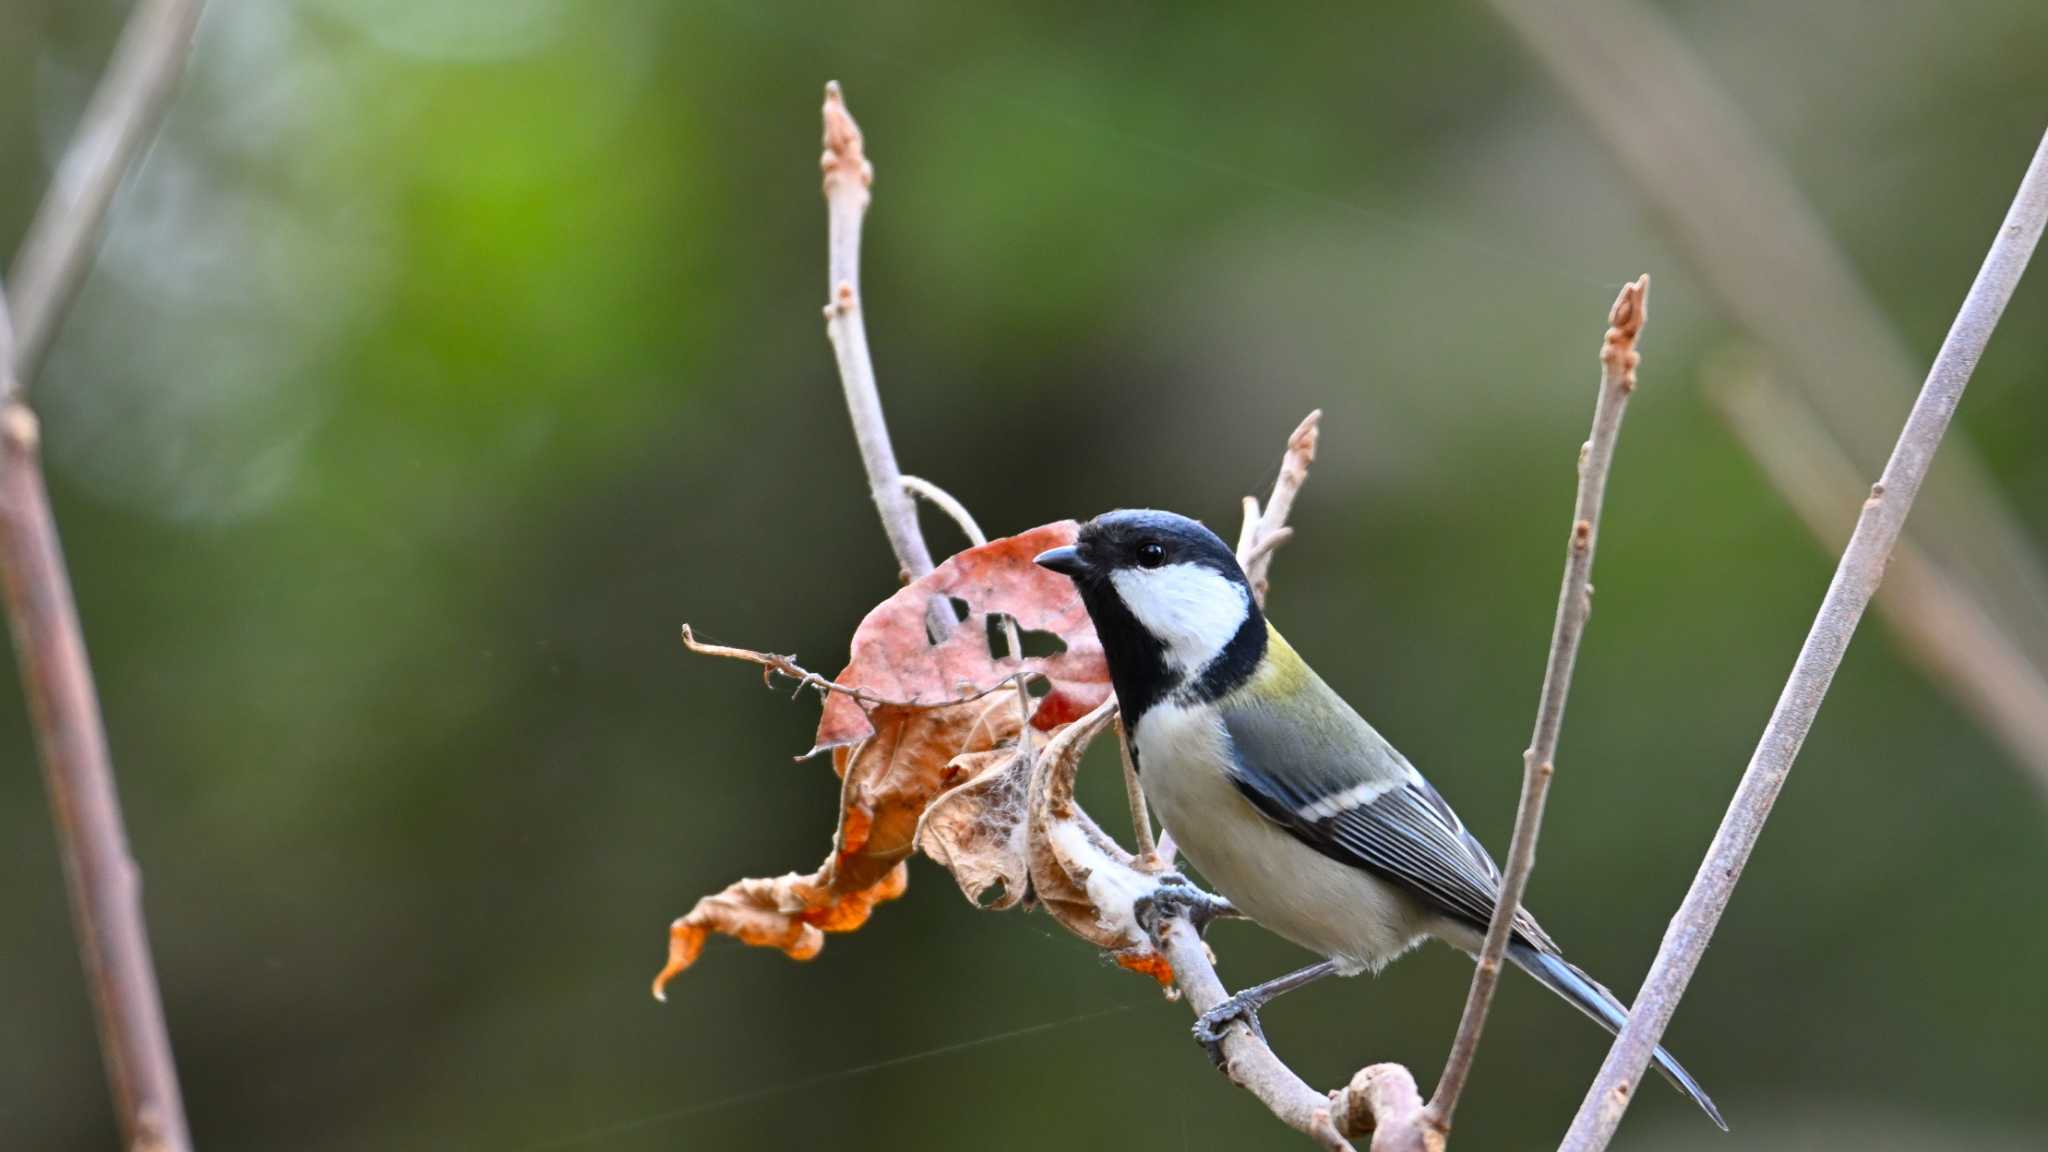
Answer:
[1426,277,1649,1133]
[1560,130,2048,1152]
[821,82,936,585]
[1240,411,1321,605]
[0,5,203,1149]
[7,0,203,390]
[0,303,191,1151]
[1114,718,1158,863]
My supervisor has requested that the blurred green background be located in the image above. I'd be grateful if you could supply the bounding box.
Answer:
[4,2,2046,1149]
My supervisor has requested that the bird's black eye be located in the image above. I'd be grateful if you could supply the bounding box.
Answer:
[1137,541,1167,569]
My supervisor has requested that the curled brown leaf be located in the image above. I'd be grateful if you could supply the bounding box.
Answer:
[652,863,909,1000]
[915,739,1038,910]
[1024,700,1175,984]
[658,524,1116,992]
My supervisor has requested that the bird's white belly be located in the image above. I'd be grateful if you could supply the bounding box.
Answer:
[1133,703,1429,975]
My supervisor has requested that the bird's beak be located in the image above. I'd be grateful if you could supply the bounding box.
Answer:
[1034,545,1088,577]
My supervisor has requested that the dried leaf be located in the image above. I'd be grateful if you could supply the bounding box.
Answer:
[915,740,1038,909]
[652,696,1019,997]
[658,524,1113,993]
[1025,701,1174,984]
[829,693,1021,892]
[653,864,908,1000]
[812,521,1109,754]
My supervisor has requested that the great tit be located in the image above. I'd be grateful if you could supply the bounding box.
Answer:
[1036,509,1723,1129]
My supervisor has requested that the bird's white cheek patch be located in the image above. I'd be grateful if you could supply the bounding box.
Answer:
[1109,562,1251,674]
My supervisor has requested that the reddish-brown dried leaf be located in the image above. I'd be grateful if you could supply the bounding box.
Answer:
[812,521,1109,754]
[653,696,1016,996]
[653,862,909,999]
[828,694,1022,893]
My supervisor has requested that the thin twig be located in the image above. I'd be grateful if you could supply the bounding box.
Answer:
[900,475,987,547]
[821,82,937,587]
[1240,411,1321,605]
[1113,717,1158,864]
[0,289,191,1152]
[1236,495,1264,561]
[1426,276,1649,1135]
[1560,129,2048,1152]
[681,623,1025,712]
[1709,362,2048,806]
[7,0,203,392]
[1241,526,1295,573]
[0,6,202,1150]
[1486,0,2048,684]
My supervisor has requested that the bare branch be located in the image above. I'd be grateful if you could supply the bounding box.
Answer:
[0,304,192,1152]
[7,0,203,393]
[1241,410,1321,605]
[1150,914,1357,1152]
[1560,129,2048,1152]
[1336,1065,1440,1152]
[821,82,936,586]
[1114,717,1158,864]
[1242,526,1295,573]
[1236,496,1264,563]
[0,5,203,1149]
[1149,901,1437,1152]
[900,475,987,547]
[1426,276,1649,1134]
[1486,0,2048,687]
[1710,363,2048,805]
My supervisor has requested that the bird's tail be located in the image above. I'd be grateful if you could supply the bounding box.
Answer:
[1507,941,1727,1131]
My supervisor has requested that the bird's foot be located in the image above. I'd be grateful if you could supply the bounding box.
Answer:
[1192,990,1267,1067]
[1134,877,1237,942]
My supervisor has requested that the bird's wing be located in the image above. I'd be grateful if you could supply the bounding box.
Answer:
[1217,681,1555,951]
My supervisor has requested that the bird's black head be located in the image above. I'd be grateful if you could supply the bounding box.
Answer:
[1036,509,1265,722]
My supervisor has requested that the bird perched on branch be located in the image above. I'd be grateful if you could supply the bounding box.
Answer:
[1036,509,1723,1129]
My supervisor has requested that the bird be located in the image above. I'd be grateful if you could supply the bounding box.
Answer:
[1035,508,1724,1129]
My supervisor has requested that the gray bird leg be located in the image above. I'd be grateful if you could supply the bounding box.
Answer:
[1192,960,1339,1066]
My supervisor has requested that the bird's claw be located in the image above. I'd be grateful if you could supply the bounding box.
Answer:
[1192,990,1266,1067]
[1134,877,1237,942]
